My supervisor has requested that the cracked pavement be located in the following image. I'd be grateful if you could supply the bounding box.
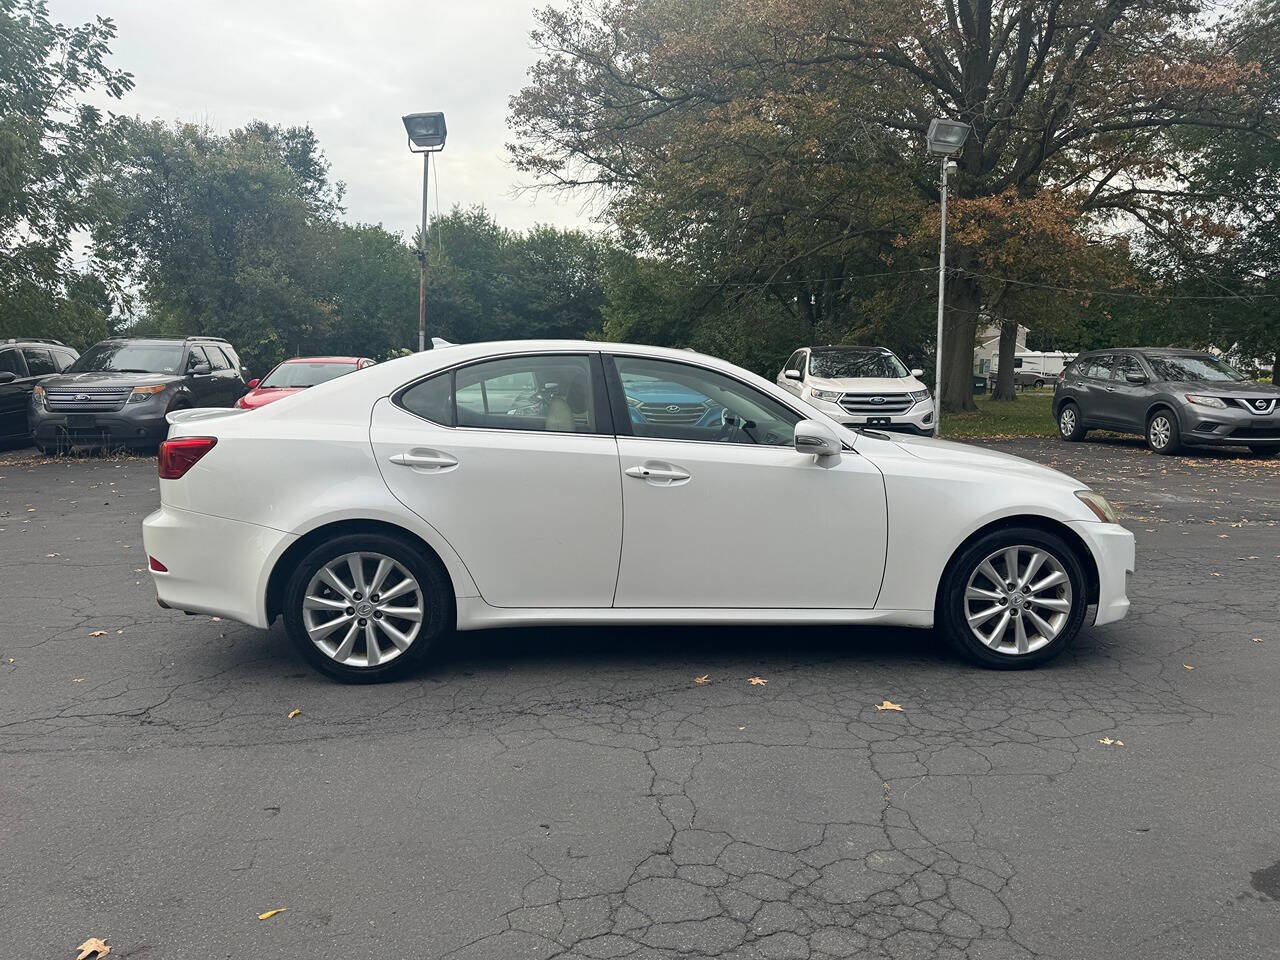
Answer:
[1,435,1278,959]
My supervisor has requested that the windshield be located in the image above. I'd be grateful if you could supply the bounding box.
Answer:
[259,361,357,389]
[1145,354,1248,383]
[69,342,184,374]
[809,350,908,379]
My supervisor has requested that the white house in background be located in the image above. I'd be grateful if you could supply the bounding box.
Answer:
[974,323,1028,375]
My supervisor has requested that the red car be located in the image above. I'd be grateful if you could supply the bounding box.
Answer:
[236,356,375,409]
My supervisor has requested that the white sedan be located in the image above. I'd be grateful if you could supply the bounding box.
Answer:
[142,340,1134,682]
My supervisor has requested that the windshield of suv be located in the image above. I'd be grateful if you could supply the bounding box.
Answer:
[68,342,184,374]
[809,350,908,379]
[1144,354,1248,383]
[259,361,357,389]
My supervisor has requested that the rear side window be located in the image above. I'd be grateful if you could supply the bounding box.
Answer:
[22,348,56,376]
[52,349,77,371]
[399,373,454,426]
[1081,355,1114,380]
[205,346,231,371]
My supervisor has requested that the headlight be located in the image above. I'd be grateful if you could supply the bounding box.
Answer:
[809,387,842,402]
[1075,490,1119,524]
[909,388,931,401]
[32,385,45,407]
[1185,394,1226,409]
[128,385,167,403]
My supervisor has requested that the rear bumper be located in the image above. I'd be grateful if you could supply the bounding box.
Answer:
[1067,520,1135,627]
[142,505,296,628]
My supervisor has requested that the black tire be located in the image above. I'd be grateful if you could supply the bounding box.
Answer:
[1033,379,1045,389]
[1056,402,1087,441]
[282,532,452,683]
[1247,444,1280,458]
[1146,408,1181,454]
[938,526,1090,669]
[34,441,57,457]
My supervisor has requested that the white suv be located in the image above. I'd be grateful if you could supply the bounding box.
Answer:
[777,345,935,435]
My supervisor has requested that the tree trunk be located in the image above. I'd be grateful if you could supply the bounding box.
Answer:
[1273,346,1279,386]
[990,320,1019,401]
[940,271,981,413]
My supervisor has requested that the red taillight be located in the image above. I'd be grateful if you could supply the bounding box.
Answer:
[158,436,217,479]
[149,556,168,572]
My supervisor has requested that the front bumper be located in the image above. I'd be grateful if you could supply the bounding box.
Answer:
[31,405,170,447]
[1066,520,1135,626]
[143,505,297,628]
[807,395,936,434]
[1181,405,1280,446]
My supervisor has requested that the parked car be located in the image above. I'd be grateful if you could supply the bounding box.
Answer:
[0,338,79,446]
[1054,348,1280,456]
[777,345,935,435]
[30,336,247,453]
[143,340,1133,682]
[989,351,1076,389]
[236,356,375,409]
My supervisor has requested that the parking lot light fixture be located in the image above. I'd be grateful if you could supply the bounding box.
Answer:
[926,118,970,435]
[402,112,447,352]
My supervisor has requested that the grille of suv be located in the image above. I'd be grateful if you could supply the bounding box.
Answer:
[839,393,914,415]
[636,402,709,424]
[1232,397,1278,416]
[45,387,132,413]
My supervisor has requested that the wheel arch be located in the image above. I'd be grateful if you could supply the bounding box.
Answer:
[265,518,457,625]
[934,514,1100,616]
[1144,399,1181,428]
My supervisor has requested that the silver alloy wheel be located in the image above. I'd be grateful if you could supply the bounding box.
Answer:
[1059,407,1077,436]
[1149,415,1172,449]
[302,552,424,668]
[964,545,1073,655]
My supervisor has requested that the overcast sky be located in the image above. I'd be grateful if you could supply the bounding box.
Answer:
[51,0,596,237]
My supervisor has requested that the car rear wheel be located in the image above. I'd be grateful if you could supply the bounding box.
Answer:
[1146,409,1181,454]
[282,532,452,682]
[1057,402,1086,441]
[938,527,1089,669]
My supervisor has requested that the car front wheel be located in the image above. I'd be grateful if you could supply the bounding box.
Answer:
[1057,402,1086,441]
[939,527,1089,669]
[282,532,452,682]
[1146,409,1181,454]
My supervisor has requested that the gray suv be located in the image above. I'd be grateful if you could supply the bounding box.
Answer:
[30,336,247,453]
[1054,348,1280,456]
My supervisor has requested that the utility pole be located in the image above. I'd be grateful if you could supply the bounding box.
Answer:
[418,151,429,353]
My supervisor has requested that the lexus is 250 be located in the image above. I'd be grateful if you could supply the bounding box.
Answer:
[143,340,1134,682]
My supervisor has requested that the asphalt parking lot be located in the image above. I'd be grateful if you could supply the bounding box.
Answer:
[2,435,1278,960]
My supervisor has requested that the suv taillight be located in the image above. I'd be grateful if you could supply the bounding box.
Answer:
[158,436,217,479]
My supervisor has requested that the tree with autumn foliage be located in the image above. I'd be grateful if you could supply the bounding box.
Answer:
[508,0,1278,409]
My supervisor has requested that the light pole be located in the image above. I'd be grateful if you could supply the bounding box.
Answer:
[925,118,971,436]
[402,112,447,352]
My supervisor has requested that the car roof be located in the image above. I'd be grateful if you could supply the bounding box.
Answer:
[1080,347,1208,356]
[810,345,891,353]
[278,356,364,364]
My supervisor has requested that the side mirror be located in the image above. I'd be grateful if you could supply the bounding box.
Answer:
[1124,371,1147,385]
[783,368,802,381]
[0,371,16,384]
[910,368,924,377]
[794,419,841,457]
[246,378,260,390]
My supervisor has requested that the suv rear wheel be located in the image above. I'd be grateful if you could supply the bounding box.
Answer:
[1146,409,1181,454]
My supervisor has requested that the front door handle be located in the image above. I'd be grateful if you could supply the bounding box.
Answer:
[389,449,458,471]
[624,461,690,485]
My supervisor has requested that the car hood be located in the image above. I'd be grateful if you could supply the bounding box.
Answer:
[627,382,715,405]
[239,387,300,408]
[1159,379,1280,397]
[809,375,926,394]
[886,433,1085,489]
[42,371,178,389]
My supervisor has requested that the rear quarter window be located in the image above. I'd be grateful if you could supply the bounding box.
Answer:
[398,372,454,426]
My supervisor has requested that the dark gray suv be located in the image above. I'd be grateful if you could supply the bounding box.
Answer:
[30,336,247,453]
[1053,348,1280,456]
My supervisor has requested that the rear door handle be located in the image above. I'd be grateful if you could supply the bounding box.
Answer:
[624,462,690,485]
[389,449,458,471]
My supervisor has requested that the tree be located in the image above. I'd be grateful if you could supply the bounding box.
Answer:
[0,0,132,340]
[508,0,1278,409]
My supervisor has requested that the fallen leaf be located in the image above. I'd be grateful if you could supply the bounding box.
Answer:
[747,676,767,685]
[75,937,111,959]
[287,708,301,719]
[210,616,221,622]
[73,678,84,683]
[1254,638,1265,643]
[1218,534,1230,539]
[89,631,106,637]
[875,700,903,712]
[693,675,710,684]
[1183,664,1194,670]
[1098,737,1125,747]
[258,908,286,921]
[46,553,59,557]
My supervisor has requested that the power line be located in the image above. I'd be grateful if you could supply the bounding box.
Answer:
[953,268,1277,302]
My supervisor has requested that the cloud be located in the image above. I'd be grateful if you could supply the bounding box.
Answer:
[52,0,597,235]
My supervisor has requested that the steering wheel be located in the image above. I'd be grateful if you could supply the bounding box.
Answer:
[714,408,743,443]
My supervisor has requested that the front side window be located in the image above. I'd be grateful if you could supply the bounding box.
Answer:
[0,348,26,377]
[70,342,184,374]
[1145,354,1247,383]
[614,355,800,446]
[260,361,356,389]
[809,350,908,379]
[1111,355,1143,381]
[53,349,77,371]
